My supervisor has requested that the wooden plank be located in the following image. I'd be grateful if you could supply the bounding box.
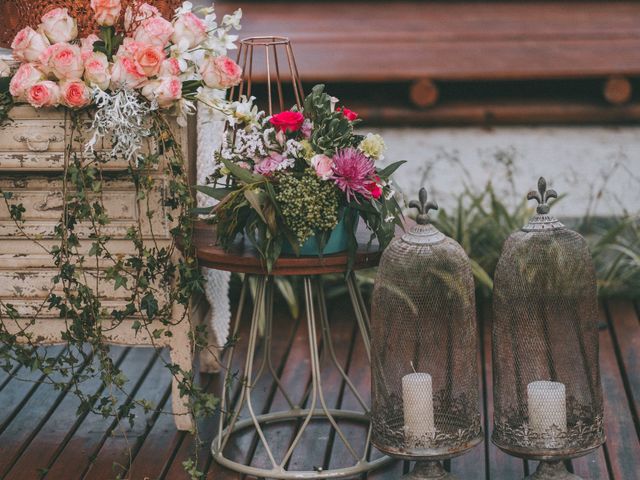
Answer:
[81,350,173,480]
[571,448,611,480]
[1,347,128,480]
[600,304,640,479]
[482,303,526,479]
[218,1,640,82]
[287,295,356,472]
[450,303,486,477]
[606,299,640,428]
[42,347,157,480]
[0,346,88,478]
[0,346,65,432]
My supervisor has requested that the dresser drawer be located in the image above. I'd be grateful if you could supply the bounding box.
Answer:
[0,176,170,238]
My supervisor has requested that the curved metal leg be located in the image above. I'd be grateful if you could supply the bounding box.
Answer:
[213,274,392,478]
[346,272,371,361]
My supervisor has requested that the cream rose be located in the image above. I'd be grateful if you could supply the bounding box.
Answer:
[311,154,334,180]
[84,51,111,90]
[142,75,181,108]
[171,12,207,49]
[41,43,84,80]
[80,34,100,60]
[124,2,160,32]
[200,55,242,89]
[134,17,174,47]
[11,27,50,63]
[60,80,92,108]
[39,8,77,44]
[134,44,165,77]
[26,80,60,108]
[110,55,146,89]
[0,60,10,77]
[9,63,45,99]
[159,57,181,77]
[90,0,121,27]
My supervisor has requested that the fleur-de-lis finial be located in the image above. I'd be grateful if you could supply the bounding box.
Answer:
[409,187,438,225]
[527,177,558,214]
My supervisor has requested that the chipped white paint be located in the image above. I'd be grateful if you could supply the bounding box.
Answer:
[371,127,640,217]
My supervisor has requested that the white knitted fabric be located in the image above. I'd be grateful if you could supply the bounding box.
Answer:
[197,98,231,348]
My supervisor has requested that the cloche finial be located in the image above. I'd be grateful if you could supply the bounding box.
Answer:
[409,187,438,225]
[527,177,558,215]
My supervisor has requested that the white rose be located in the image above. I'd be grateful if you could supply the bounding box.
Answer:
[10,27,50,63]
[171,12,207,49]
[39,8,78,44]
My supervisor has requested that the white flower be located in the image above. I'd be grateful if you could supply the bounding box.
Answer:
[222,9,242,30]
[329,96,339,112]
[359,133,386,161]
[174,1,193,16]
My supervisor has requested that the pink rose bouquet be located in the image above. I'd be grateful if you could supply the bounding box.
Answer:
[200,84,404,270]
[3,1,242,119]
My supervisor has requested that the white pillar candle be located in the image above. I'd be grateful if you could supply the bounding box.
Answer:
[402,372,435,445]
[527,380,567,445]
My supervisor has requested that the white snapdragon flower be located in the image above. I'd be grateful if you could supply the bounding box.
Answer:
[174,1,194,17]
[222,9,242,30]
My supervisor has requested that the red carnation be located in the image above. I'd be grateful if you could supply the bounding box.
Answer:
[365,182,383,199]
[269,110,305,133]
[337,107,358,121]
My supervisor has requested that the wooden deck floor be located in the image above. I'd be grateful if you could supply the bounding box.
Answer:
[0,292,638,479]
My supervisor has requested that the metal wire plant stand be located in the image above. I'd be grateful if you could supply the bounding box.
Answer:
[212,273,391,478]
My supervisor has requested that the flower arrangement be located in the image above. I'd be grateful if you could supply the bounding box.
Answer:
[0,0,243,157]
[199,84,405,270]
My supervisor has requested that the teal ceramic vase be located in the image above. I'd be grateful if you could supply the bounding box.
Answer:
[282,210,357,256]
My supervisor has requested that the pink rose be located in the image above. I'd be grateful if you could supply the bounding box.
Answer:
[115,38,144,58]
[11,27,50,63]
[39,8,77,43]
[41,43,84,80]
[26,81,60,108]
[84,51,110,90]
[200,55,242,89]
[60,80,92,108]
[311,154,334,180]
[80,34,100,60]
[255,153,289,175]
[134,44,165,77]
[90,0,121,27]
[134,17,174,47]
[154,75,182,108]
[269,110,305,133]
[9,63,45,100]
[110,55,146,89]
[159,57,181,77]
[124,2,160,32]
[171,12,207,49]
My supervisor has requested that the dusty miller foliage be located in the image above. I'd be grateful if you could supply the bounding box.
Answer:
[0,110,215,478]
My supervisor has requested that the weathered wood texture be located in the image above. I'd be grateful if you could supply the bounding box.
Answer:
[0,296,637,478]
[0,106,207,431]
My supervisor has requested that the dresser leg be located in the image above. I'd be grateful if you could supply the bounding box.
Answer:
[169,305,195,431]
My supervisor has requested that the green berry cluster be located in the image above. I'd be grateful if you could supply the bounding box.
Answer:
[275,170,340,245]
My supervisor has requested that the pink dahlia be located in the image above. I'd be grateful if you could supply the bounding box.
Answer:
[331,147,376,201]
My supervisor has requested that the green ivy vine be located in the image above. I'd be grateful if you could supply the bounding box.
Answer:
[0,109,216,479]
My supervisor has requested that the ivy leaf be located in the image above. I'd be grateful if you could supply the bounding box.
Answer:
[141,292,158,320]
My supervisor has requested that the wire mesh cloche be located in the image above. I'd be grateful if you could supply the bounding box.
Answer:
[492,177,605,480]
[371,187,482,479]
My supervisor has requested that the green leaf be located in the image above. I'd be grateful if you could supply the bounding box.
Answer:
[377,160,407,179]
[194,185,233,201]
[221,158,265,184]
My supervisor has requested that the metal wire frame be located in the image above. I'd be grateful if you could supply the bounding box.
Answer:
[212,274,392,479]
[229,36,305,115]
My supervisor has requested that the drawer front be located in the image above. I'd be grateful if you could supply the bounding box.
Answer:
[0,176,170,238]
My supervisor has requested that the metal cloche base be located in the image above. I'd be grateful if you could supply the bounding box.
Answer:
[212,274,392,479]
[524,461,583,480]
[400,461,459,480]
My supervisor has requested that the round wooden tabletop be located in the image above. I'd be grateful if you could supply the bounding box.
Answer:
[191,222,383,275]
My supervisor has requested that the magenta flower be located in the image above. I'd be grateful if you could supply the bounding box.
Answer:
[331,147,376,201]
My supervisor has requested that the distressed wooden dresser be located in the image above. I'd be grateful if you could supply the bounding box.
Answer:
[0,104,209,431]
